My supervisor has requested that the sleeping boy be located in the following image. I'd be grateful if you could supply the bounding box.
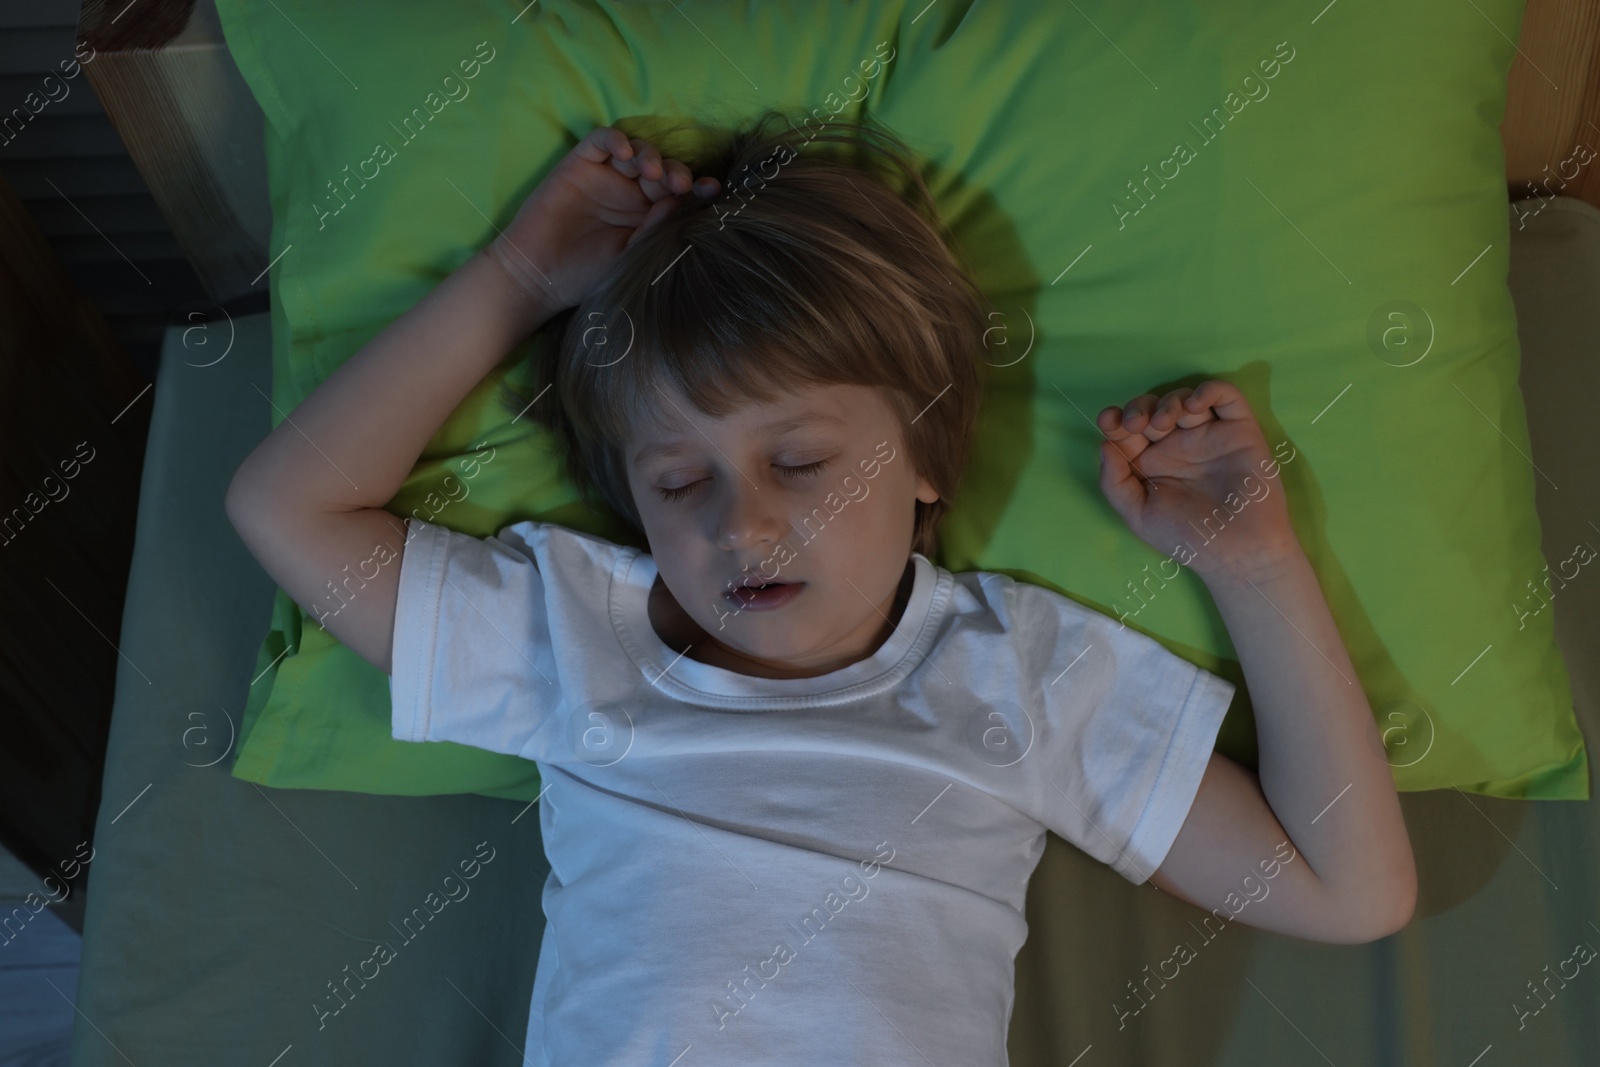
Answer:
[225,110,1416,1065]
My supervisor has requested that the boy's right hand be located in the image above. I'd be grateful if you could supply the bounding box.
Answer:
[487,126,722,317]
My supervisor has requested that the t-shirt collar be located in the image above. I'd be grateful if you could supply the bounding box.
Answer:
[609,548,945,708]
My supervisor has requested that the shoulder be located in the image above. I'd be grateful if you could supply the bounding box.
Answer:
[481,518,638,571]
[401,518,642,600]
[938,566,1158,685]
[944,565,1115,636]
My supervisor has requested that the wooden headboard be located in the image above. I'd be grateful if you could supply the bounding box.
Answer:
[78,0,1600,304]
[1502,0,1600,208]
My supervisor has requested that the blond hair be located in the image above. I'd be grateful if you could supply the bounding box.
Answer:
[499,108,988,558]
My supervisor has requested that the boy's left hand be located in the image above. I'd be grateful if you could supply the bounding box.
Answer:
[487,126,721,321]
[1096,380,1300,585]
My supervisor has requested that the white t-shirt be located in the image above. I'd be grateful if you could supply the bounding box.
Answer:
[389,517,1235,1067]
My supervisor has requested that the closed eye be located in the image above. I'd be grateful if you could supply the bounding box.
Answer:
[780,459,829,480]
[655,459,830,503]
[657,481,702,503]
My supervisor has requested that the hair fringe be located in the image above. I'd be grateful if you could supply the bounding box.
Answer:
[497,108,989,558]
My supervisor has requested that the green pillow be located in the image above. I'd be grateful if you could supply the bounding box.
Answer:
[217,0,1586,801]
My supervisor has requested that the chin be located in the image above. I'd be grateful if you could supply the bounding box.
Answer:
[722,624,803,658]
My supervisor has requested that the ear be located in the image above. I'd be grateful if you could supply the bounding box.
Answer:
[915,475,940,505]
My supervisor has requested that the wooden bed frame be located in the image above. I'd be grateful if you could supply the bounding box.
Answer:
[1503,0,1600,209]
[77,0,1600,304]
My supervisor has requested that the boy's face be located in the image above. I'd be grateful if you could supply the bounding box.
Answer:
[626,380,940,679]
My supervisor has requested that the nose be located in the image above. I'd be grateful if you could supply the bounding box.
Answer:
[714,478,789,552]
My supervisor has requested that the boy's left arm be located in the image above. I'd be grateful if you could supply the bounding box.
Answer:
[1097,380,1417,945]
[1155,550,1417,943]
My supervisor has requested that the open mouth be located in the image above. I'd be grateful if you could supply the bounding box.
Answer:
[725,581,805,610]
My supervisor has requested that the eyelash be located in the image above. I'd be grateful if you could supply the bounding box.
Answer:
[656,460,830,503]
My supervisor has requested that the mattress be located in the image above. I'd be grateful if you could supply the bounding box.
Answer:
[69,197,1600,1064]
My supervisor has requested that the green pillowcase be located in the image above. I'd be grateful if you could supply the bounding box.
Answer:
[217,0,1586,800]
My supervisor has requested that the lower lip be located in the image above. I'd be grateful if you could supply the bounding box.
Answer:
[725,582,805,612]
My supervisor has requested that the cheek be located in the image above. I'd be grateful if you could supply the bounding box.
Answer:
[635,499,688,560]
[822,479,901,546]
[643,507,691,551]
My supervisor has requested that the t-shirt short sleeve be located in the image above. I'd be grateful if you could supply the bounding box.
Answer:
[388,516,562,759]
[1012,583,1236,886]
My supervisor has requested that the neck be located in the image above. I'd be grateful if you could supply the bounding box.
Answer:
[648,557,918,679]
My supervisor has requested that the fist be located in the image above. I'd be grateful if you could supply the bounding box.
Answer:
[1095,379,1300,584]
[488,126,722,318]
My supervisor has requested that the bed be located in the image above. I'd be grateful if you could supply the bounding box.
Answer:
[68,192,1600,1066]
[69,2,1600,1064]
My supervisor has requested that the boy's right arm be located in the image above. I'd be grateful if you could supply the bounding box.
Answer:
[224,128,718,677]
[222,498,413,676]
[223,247,553,678]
